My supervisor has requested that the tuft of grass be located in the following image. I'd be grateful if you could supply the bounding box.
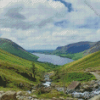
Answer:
[37,89,68,99]
[52,72,95,83]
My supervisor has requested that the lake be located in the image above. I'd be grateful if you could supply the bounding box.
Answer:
[33,53,73,65]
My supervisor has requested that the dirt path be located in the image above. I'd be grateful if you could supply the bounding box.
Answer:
[90,72,100,80]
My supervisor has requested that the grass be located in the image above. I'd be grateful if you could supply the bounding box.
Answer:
[52,72,95,84]
[0,38,38,61]
[0,48,47,90]
[52,52,84,60]
[36,89,68,99]
[61,50,100,72]
[51,51,100,86]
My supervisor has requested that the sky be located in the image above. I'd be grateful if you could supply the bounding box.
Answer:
[0,0,100,50]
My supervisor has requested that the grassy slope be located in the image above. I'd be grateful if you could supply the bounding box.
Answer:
[0,48,47,90]
[52,51,84,60]
[61,50,100,72]
[0,38,38,61]
[51,51,100,86]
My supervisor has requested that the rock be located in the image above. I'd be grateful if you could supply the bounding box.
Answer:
[59,97,64,100]
[38,87,51,94]
[82,85,92,91]
[0,91,5,94]
[66,97,73,100]
[56,87,65,92]
[93,84,98,88]
[66,81,81,93]
[51,83,55,88]
[32,94,37,98]
[17,91,30,96]
[72,91,90,99]
[90,80,96,85]
[72,92,81,98]
[97,81,100,85]
[0,91,16,100]
[52,97,57,100]
[82,92,90,99]
[79,89,84,92]
[17,91,23,96]
[90,94,100,100]
[31,89,36,93]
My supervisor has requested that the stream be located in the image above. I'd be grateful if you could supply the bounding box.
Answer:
[27,73,100,100]
[42,73,52,87]
[42,74,100,100]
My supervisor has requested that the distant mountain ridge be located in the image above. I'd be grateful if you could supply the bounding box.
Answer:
[56,41,96,54]
[85,41,100,54]
[0,38,38,61]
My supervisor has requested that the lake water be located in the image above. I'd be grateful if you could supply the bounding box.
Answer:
[33,53,73,65]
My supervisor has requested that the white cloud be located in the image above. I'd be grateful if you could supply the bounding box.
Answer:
[0,0,100,49]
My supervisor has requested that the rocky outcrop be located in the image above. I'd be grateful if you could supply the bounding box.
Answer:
[90,94,100,100]
[66,81,81,93]
[0,91,16,100]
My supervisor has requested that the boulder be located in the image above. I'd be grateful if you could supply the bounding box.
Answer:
[82,92,90,99]
[17,91,23,96]
[93,84,98,88]
[82,85,92,91]
[66,97,73,100]
[66,81,81,93]
[90,80,96,85]
[17,91,30,96]
[31,89,36,93]
[59,97,64,100]
[79,89,85,92]
[51,83,55,88]
[90,94,100,100]
[32,94,37,98]
[0,91,5,94]
[52,97,57,100]
[0,91,16,100]
[38,87,51,94]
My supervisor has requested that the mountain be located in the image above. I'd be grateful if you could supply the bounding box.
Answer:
[56,41,96,54]
[84,41,100,55]
[52,50,100,85]
[0,38,38,61]
[0,47,47,90]
[52,41,96,60]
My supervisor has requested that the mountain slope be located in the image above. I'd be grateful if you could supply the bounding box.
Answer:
[52,41,96,60]
[0,38,38,61]
[51,51,100,86]
[84,41,100,55]
[0,48,47,90]
[55,41,95,54]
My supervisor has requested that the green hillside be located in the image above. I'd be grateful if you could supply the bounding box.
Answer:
[52,51,84,60]
[0,48,47,90]
[51,41,96,60]
[51,51,100,86]
[0,38,38,61]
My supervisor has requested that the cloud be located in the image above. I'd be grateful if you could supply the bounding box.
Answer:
[5,7,26,20]
[0,0,68,30]
[53,0,73,12]
[0,0,100,49]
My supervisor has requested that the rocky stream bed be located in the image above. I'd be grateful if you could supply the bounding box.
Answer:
[1,73,100,100]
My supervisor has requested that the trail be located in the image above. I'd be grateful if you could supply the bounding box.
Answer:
[90,72,100,80]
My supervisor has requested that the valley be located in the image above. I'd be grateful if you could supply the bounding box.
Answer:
[0,38,100,100]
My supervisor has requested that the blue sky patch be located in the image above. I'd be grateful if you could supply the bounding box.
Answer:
[53,0,73,12]
[55,20,68,28]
